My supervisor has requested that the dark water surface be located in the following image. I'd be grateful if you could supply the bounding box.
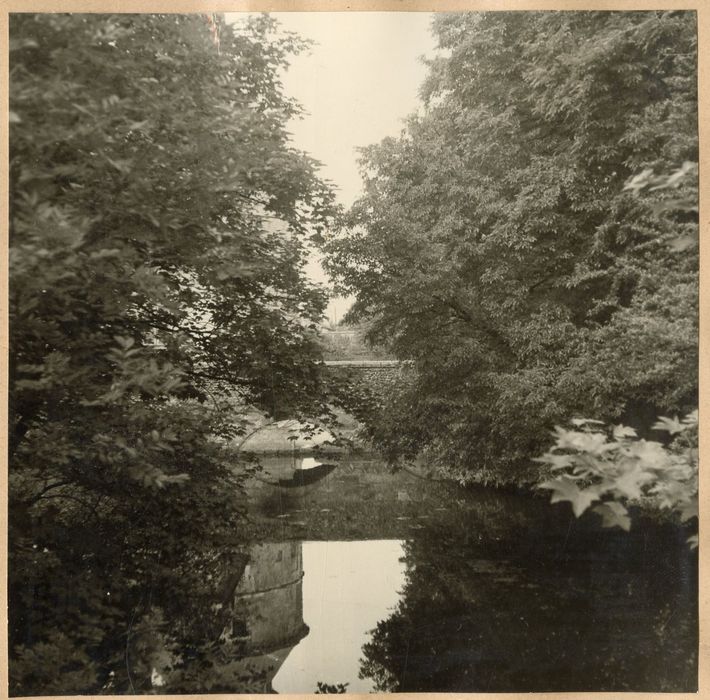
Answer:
[232,456,697,693]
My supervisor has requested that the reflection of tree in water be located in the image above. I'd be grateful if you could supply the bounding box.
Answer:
[360,484,697,692]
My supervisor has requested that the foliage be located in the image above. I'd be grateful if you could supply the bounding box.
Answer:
[323,11,698,483]
[315,681,350,693]
[537,411,698,546]
[9,13,335,695]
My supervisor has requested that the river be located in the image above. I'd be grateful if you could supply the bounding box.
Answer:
[219,455,697,693]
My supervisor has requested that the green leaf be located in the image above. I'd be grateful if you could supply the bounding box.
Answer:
[682,410,698,426]
[552,428,615,456]
[609,466,650,500]
[612,424,637,440]
[592,502,631,531]
[570,418,605,427]
[539,476,599,517]
[651,416,685,435]
[680,497,698,522]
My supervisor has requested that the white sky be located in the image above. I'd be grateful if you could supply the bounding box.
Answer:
[226,13,437,322]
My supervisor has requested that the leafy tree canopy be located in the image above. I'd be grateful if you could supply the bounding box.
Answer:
[9,13,336,694]
[324,11,698,483]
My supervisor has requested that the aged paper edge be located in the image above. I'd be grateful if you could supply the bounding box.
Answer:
[0,1,706,699]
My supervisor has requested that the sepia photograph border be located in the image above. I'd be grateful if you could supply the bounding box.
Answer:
[0,0,707,698]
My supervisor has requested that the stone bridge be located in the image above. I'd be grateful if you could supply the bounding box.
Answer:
[238,360,409,454]
[323,360,404,368]
[323,359,410,383]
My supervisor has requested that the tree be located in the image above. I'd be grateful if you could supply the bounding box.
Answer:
[9,13,335,694]
[323,11,698,484]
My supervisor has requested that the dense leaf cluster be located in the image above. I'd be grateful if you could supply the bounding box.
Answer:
[324,11,698,483]
[9,13,335,694]
[538,412,698,546]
